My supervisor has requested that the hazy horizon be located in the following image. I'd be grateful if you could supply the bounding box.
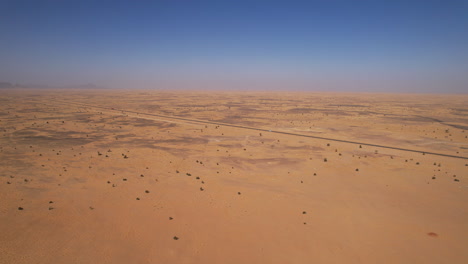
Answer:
[1,0,467,93]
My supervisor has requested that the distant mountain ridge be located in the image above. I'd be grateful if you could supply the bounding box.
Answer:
[0,82,107,89]
[0,82,16,88]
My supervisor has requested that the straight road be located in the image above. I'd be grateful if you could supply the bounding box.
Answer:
[54,100,468,160]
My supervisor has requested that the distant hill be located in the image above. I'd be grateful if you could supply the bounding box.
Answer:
[0,82,14,88]
[0,82,107,89]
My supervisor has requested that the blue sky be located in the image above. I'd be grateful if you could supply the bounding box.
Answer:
[1,0,467,92]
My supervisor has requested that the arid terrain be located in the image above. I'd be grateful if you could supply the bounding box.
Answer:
[1,89,467,264]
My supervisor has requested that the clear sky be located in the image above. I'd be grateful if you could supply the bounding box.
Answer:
[1,0,467,93]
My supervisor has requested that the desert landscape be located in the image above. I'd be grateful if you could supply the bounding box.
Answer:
[0,89,467,264]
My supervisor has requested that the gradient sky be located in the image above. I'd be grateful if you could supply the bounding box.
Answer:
[1,0,467,92]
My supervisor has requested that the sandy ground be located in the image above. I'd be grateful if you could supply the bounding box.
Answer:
[1,89,467,264]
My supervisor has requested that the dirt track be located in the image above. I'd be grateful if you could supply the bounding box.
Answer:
[56,100,468,160]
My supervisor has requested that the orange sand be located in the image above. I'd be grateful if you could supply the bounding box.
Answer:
[1,89,467,263]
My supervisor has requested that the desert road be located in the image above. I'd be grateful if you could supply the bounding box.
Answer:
[54,100,468,160]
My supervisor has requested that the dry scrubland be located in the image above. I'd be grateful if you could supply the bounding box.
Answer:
[1,89,467,264]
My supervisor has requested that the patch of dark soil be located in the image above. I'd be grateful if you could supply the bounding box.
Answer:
[215,116,265,127]
[128,118,178,128]
[156,136,209,145]
[287,108,321,113]
[218,143,244,148]
[386,115,443,123]
[222,157,301,167]
[281,145,325,151]
[12,129,38,137]
[328,104,368,107]
[444,123,468,130]
[287,108,353,116]
[16,129,104,146]
[15,108,43,114]
[0,150,35,169]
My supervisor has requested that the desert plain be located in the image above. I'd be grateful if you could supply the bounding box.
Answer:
[0,89,467,264]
